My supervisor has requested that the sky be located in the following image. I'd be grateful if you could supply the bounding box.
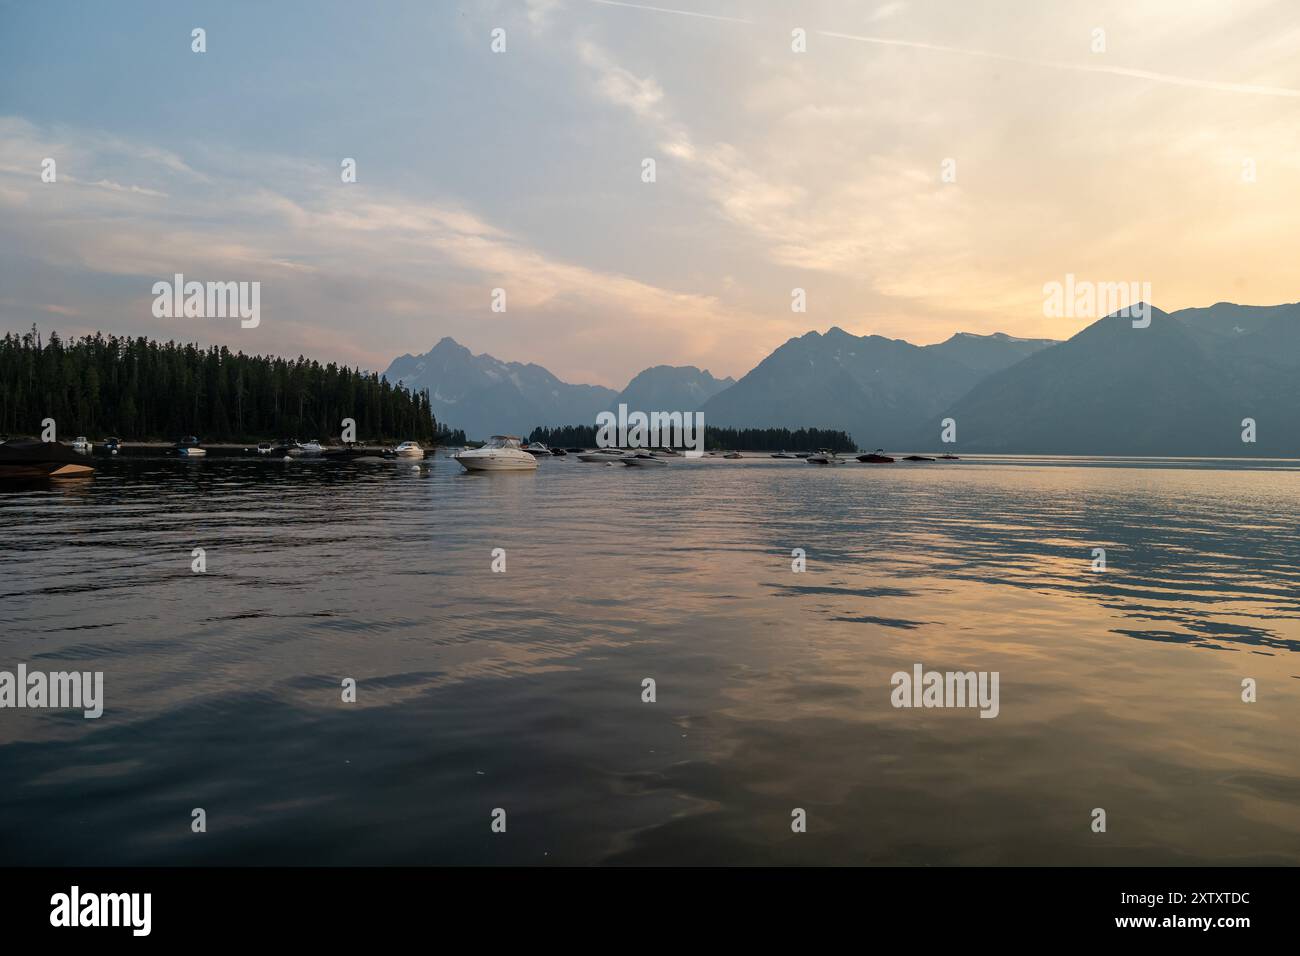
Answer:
[1,0,1298,388]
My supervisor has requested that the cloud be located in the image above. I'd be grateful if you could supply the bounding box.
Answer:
[817,29,1300,98]
[0,116,775,385]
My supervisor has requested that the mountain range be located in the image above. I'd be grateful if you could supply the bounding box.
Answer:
[384,337,731,441]
[384,301,1300,455]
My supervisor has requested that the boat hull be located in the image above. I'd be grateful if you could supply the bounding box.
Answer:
[0,441,97,479]
[453,453,537,471]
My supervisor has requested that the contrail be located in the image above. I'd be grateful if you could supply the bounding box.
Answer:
[586,0,754,25]
[582,2,1300,99]
[820,29,1300,98]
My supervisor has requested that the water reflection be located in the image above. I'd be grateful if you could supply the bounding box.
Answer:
[0,455,1297,864]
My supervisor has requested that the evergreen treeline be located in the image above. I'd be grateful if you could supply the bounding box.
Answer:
[0,328,462,443]
[528,424,856,452]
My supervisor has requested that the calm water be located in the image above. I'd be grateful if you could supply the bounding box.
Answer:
[1,454,1298,865]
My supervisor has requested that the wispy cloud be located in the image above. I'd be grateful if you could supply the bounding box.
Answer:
[585,0,753,25]
[818,30,1300,98]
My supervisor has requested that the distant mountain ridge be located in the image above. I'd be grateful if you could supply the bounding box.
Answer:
[384,339,730,440]
[934,302,1300,455]
[699,328,1057,448]
[384,337,618,440]
[385,302,1300,454]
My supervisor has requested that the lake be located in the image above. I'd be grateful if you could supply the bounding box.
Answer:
[1,453,1298,865]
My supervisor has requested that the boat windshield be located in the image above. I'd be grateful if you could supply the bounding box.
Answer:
[486,437,521,449]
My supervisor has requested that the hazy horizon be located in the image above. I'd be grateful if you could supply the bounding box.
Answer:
[3,0,1300,387]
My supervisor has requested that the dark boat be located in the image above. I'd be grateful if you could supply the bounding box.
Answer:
[939,454,959,460]
[0,440,96,479]
[550,447,567,456]
[323,446,370,462]
[902,455,936,462]
[101,437,122,455]
[565,447,585,454]
[857,448,895,463]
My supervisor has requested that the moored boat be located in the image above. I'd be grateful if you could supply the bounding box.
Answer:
[177,436,206,457]
[622,453,668,467]
[453,436,538,471]
[0,440,96,479]
[577,449,630,463]
[393,441,424,458]
[857,448,895,463]
[806,449,845,465]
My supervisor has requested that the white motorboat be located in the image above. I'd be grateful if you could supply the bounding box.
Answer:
[72,436,92,452]
[177,436,206,457]
[577,449,632,463]
[290,440,324,456]
[257,442,274,455]
[453,436,538,472]
[622,453,668,467]
[806,449,845,465]
[393,441,424,458]
[521,441,551,456]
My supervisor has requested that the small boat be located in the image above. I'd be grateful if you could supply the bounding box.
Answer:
[257,442,275,455]
[857,448,895,463]
[393,441,424,458]
[550,447,567,457]
[939,454,959,460]
[723,452,743,460]
[177,436,206,457]
[72,436,93,452]
[623,453,668,467]
[521,441,551,456]
[806,449,845,465]
[0,440,96,479]
[102,437,122,455]
[771,451,796,459]
[453,436,538,472]
[651,448,683,457]
[323,446,371,462]
[289,440,324,456]
[902,455,936,462]
[577,449,630,463]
